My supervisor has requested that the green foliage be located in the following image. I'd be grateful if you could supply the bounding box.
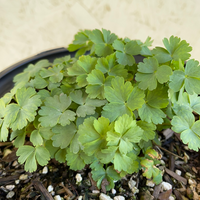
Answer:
[0,28,199,191]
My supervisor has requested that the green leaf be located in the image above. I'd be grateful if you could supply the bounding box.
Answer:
[10,129,26,147]
[38,93,76,127]
[113,151,139,174]
[141,158,162,184]
[78,117,113,156]
[29,74,48,89]
[39,127,54,140]
[51,123,77,149]
[102,77,145,121]
[107,114,143,154]
[67,55,97,87]
[55,149,67,163]
[91,165,121,191]
[138,85,168,124]
[13,60,50,85]
[95,53,127,78]
[68,30,93,57]
[135,57,172,90]
[138,103,166,125]
[0,99,9,141]
[113,39,141,66]
[152,35,192,63]
[30,130,43,146]
[169,59,200,95]
[5,87,41,130]
[35,146,50,166]
[86,69,113,99]
[89,29,118,57]
[16,145,50,172]
[70,90,106,117]
[137,121,156,141]
[66,149,94,170]
[188,94,200,114]
[40,64,64,83]
[171,111,200,151]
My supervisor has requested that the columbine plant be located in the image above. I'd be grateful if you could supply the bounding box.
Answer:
[0,28,199,190]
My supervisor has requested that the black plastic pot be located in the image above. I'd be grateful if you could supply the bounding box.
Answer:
[0,48,144,97]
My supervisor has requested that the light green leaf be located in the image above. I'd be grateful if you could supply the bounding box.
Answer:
[38,93,76,127]
[51,123,77,149]
[135,57,172,90]
[5,87,41,130]
[17,145,50,172]
[29,74,48,89]
[89,29,117,57]
[152,36,192,63]
[70,90,106,117]
[95,53,127,78]
[10,129,26,147]
[171,111,200,151]
[86,69,113,99]
[113,39,141,66]
[13,60,50,85]
[138,103,166,124]
[66,149,94,170]
[30,130,43,146]
[35,146,50,166]
[67,55,97,87]
[107,114,143,154]
[113,151,139,174]
[78,117,112,156]
[40,64,64,83]
[169,59,200,94]
[189,94,200,114]
[102,77,145,121]
[137,121,156,141]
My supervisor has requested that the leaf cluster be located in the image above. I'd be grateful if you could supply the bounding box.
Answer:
[0,29,199,191]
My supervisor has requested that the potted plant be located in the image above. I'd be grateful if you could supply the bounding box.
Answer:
[0,28,199,199]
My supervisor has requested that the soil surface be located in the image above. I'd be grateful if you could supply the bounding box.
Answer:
[0,130,200,200]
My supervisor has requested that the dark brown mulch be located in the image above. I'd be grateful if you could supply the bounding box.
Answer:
[0,130,200,200]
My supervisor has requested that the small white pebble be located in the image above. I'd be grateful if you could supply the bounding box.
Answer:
[99,193,113,200]
[6,191,15,199]
[51,191,55,196]
[114,195,125,200]
[78,196,83,200]
[175,169,182,176]
[19,174,28,180]
[161,181,172,191]
[5,185,15,191]
[146,180,155,187]
[92,190,100,193]
[169,196,175,200]
[111,188,116,194]
[75,173,82,183]
[42,166,48,174]
[54,195,62,200]
[15,180,20,185]
[47,185,54,192]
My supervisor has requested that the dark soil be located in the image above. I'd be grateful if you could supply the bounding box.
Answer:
[0,131,200,200]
